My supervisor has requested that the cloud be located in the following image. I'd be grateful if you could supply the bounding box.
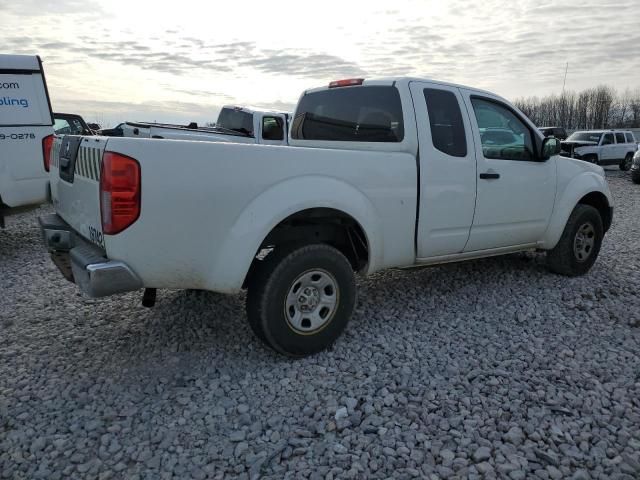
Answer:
[3,0,639,122]
[240,52,366,78]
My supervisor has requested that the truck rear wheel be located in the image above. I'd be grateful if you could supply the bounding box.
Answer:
[584,154,599,165]
[546,204,603,277]
[246,244,356,356]
[620,153,633,171]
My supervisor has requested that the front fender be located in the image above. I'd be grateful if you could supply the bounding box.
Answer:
[207,175,383,293]
[541,169,612,249]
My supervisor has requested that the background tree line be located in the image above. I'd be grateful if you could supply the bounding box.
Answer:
[514,86,640,129]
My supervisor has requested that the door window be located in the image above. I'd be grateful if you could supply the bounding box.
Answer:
[262,116,284,141]
[471,98,534,161]
[625,132,636,143]
[602,133,614,145]
[423,89,466,157]
[615,132,626,143]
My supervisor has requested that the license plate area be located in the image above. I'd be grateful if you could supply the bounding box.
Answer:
[59,136,82,183]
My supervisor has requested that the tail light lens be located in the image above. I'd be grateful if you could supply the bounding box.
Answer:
[100,151,141,235]
[42,134,54,171]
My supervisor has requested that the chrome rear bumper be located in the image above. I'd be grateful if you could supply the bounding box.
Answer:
[38,214,142,297]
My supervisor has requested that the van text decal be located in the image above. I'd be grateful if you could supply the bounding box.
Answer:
[0,133,36,140]
[0,97,28,108]
[0,82,20,89]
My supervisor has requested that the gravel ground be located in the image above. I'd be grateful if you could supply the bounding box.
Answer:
[1,168,639,480]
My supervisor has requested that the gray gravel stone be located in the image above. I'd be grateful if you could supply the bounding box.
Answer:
[1,171,639,479]
[473,446,492,462]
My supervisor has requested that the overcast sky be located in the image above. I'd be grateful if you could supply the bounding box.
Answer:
[3,0,639,126]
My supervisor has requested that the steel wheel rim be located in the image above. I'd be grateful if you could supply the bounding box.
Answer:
[284,269,339,334]
[573,222,596,262]
[625,156,632,169]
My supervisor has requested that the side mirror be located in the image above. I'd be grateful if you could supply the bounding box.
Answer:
[541,137,561,160]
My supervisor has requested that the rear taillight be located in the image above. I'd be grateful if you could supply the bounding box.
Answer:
[100,151,141,235]
[42,134,54,172]
[329,78,364,88]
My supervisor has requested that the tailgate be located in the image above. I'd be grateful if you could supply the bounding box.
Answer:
[50,135,107,248]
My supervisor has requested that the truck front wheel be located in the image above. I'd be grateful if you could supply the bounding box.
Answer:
[546,204,603,276]
[246,244,356,356]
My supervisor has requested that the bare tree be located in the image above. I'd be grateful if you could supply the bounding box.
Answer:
[514,85,638,129]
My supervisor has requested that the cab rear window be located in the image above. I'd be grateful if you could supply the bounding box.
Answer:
[216,108,254,136]
[291,86,404,142]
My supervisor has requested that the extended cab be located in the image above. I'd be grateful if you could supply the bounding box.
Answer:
[122,106,289,145]
[0,54,54,227]
[40,77,613,356]
[561,130,638,170]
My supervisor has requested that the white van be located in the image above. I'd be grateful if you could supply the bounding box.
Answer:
[0,54,54,227]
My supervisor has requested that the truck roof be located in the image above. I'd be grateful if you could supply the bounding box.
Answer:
[220,105,288,115]
[0,54,42,70]
[573,130,632,134]
[303,77,502,100]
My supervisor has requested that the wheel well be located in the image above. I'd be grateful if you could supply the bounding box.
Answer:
[578,192,612,232]
[243,208,370,288]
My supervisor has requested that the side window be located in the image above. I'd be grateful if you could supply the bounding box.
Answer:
[602,133,614,145]
[262,116,284,141]
[625,133,635,143]
[615,132,625,144]
[423,88,467,157]
[471,98,534,161]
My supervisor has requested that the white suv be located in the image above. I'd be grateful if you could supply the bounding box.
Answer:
[561,130,638,170]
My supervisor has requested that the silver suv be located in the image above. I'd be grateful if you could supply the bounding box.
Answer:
[560,130,638,170]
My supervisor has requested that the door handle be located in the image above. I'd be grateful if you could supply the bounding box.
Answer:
[479,172,500,180]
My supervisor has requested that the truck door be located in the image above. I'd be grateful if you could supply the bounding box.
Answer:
[614,132,627,160]
[460,91,556,251]
[409,82,477,258]
[599,132,616,163]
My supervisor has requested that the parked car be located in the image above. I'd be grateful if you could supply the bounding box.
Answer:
[631,150,640,184]
[560,130,637,170]
[539,126,567,140]
[122,106,289,145]
[0,54,54,228]
[53,113,95,136]
[40,77,613,356]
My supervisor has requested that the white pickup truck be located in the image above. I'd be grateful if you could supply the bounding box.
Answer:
[121,106,289,145]
[0,54,54,227]
[40,77,613,356]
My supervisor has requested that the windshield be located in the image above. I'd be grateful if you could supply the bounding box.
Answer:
[480,129,518,145]
[567,132,601,143]
[216,108,254,136]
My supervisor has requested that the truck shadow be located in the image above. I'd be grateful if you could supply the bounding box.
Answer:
[107,252,552,364]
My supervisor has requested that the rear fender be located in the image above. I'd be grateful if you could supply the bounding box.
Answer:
[207,176,381,293]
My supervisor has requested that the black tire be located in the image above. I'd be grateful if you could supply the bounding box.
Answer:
[632,171,640,184]
[246,244,356,357]
[584,154,599,165]
[546,204,603,277]
[620,153,633,171]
